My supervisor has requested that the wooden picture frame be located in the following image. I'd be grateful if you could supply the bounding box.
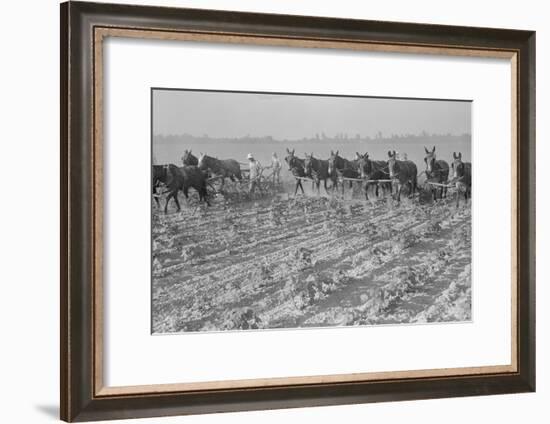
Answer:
[60,1,535,421]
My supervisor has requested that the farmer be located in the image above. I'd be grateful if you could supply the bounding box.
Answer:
[247,153,262,194]
[271,152,282,184]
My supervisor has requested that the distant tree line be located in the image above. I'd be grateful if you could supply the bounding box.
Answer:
[153,132,471,145]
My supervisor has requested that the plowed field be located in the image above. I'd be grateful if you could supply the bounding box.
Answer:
[152,185,471,333]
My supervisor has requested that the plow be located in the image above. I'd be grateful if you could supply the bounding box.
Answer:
[205,167,280,200]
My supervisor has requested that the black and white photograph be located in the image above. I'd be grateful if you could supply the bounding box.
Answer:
[151,89,472,334]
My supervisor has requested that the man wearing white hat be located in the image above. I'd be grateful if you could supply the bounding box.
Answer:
[271,152,282,184]
[247,153,262,194]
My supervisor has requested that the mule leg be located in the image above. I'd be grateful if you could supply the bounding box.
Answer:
[173,191,181,212]
[164,191,173,214]
[364,182,369,201]
[153,186,160,208]
[295,179,303,196]
[206,184,211,206]
[195,186,202,203]
[200,185,211,206]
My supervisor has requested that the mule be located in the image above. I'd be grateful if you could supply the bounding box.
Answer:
[284,148,307,196]
[424,146,450,201]
[152,164,210,213]
[152,164,183,213]
[328,150,357,194]
[304,153,330,195]
[387,150,418,202]
[181,149,198,166]
[179,165,210,207]
[356,152,392,200]
[450,152,471,208]
[197,153,242,188]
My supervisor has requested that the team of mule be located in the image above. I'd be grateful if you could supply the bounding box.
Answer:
[154,146,471,212]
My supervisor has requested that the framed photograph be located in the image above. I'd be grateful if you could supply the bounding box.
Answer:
[60,1,535,422]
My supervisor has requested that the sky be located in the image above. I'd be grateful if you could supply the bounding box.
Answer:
[152,89,471,140]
